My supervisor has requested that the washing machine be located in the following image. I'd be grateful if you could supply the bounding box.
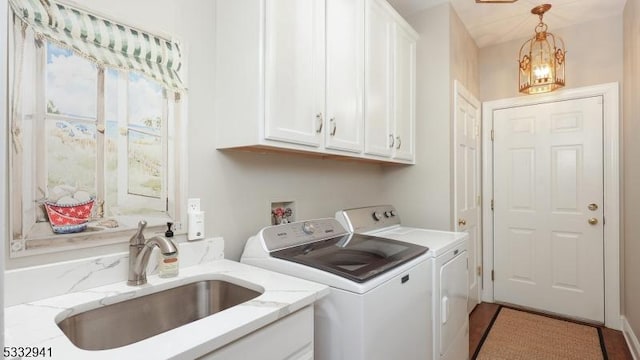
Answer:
[336,205,469,360]
[241,218,433,360]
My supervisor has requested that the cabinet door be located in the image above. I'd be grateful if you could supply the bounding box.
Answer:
[202,306,314,360]
[264,0,325,147]
[364,0,394,158]
[325,0,364,153]
[393,23,416,161]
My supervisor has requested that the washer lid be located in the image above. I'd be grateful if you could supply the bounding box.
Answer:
[270,233,428,283]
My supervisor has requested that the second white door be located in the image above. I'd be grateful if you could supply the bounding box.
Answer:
[453,81,481,314]
[493,96,604,323]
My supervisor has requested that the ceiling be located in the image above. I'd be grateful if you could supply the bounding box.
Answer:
[386,0,628,48]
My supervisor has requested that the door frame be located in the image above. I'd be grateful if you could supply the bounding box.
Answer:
[481,83,620,329]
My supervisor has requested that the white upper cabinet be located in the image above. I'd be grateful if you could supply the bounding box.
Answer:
[364,0,394,158]
[264,0,325,147]
[364,0,417,162]
[325,0,365,153]
[215,0,416,164]
[393,21,417,161]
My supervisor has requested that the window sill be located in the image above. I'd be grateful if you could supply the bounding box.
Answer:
[11,214,177,258]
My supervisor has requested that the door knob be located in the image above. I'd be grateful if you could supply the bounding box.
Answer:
[588,218,598,225]
[588,203,598,211]
[458,218,466,226]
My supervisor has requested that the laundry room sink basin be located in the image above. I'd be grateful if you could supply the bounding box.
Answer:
[57,279,262,350]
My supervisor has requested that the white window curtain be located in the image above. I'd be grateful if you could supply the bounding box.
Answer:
[8,0,186,92]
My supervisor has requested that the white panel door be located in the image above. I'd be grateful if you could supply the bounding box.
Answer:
[325,0,364,153]
[364,0,393,158]
[453,82,481,314]
[493,96,604,322]
[392,23,416,162]
[264,0,325,147]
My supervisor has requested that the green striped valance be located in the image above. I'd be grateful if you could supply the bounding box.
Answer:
[9,0,185,92]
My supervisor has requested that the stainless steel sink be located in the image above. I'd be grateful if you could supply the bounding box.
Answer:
[57,280,262,350]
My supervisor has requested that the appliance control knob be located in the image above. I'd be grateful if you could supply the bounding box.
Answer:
[384,211,391,218]
[302,222,316,235]
[390,210,396,216]
[372,212,383,221]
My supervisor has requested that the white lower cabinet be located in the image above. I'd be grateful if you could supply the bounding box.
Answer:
[200,306,314,360]
[215,0,416,164]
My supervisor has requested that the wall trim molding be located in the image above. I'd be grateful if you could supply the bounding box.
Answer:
[623,316,640,360]
[481,82,621,329]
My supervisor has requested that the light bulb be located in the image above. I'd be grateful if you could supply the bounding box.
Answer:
[533,64,550,82]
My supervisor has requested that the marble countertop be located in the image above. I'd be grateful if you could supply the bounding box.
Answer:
[5,259,330,360]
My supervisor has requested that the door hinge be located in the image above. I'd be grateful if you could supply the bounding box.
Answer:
[603,216,606,225]
[491,270,495,281]
[477,266,482,277]
[491,199,494,211]
[477,195,481,206]
[490,129,494,141]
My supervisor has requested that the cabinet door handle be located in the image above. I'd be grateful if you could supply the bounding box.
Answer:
[330,117,337,136]
[396,136,401,149]
[389,134,395,148]
[316,113,323,133]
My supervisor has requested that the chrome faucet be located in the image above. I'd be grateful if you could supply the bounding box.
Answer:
[128,220,178,286]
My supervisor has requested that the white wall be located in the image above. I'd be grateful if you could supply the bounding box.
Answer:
[623,0,640,343]
[383,3,478,231]
[449,7,479,97]
[5,0,389,268]
[479,15,623,101]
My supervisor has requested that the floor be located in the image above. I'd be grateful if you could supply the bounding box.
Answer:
[469,302,634,360]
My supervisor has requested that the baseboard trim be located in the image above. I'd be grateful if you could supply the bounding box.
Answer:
[622,316,640,360]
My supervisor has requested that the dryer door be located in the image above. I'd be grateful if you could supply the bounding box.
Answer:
[440,250,469,357]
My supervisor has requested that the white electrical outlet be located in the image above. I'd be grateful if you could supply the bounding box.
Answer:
[187,198,201,213]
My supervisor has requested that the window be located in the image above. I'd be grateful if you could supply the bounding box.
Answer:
[8,4,187,257]
[45,43,168,215]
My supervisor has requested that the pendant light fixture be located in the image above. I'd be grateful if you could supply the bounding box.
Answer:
[518,4,566,95]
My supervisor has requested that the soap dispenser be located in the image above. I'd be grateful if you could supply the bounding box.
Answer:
[158,222,179,278]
